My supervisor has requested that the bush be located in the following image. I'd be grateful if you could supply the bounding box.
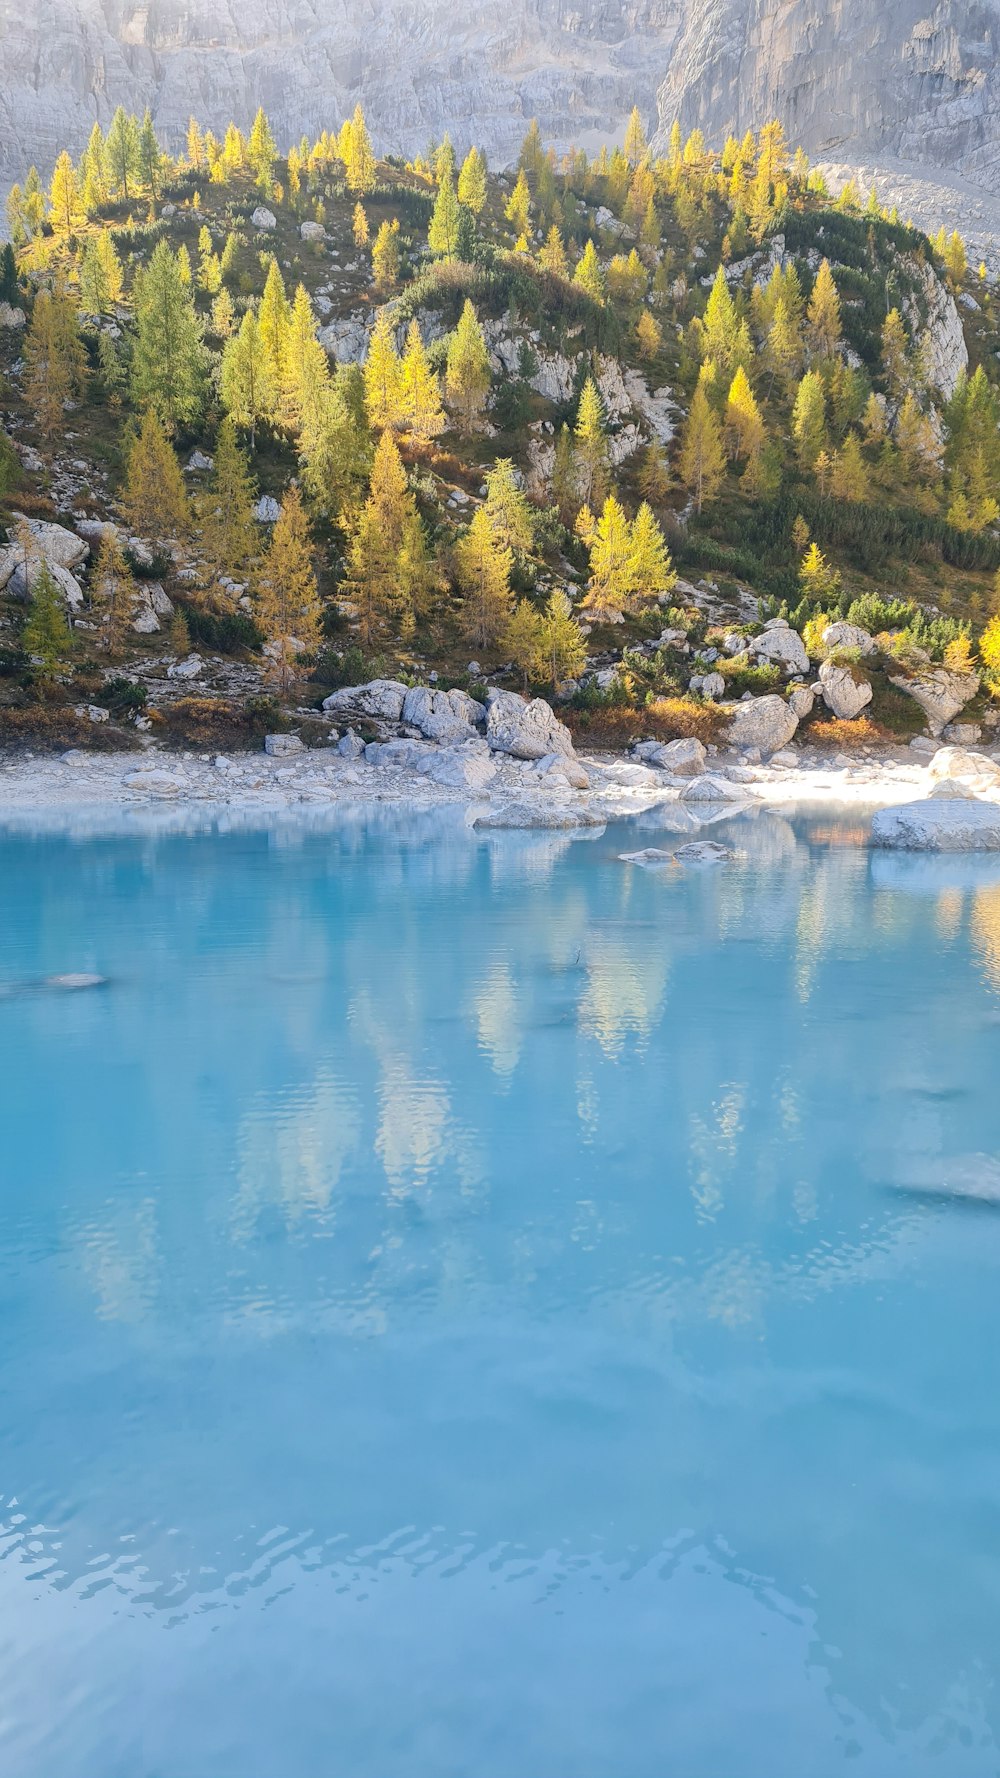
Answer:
[718,658,782,696]
[565,694,726,749]
[183,605,263,654]
[103,676,148,715]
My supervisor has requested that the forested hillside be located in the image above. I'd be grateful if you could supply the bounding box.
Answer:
[2,102,1000,751]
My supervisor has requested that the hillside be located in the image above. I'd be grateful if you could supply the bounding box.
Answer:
[2,105,1000,757]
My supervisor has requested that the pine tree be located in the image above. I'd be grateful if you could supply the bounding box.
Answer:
[455,507,513,647]
[352,203,370,248]
[582,494,635,622]
[48,151,81,235]
[363,309,403,430]
[258,257,290,391]
[483,459,534,555]
[829,431,867,502]
[551,422,579,522]
[202,417,258,575]
[298,368,373,520]
[701,266,738,368]
[137,109,161,196]
[636,310,662,360]
[623,106,647,167]
[807,258,842,359]
[539,589,586,689]
[254,486,321,691]
[505,599,546,689]
[89,526,134,656]
[539,225,568,278]
[573,239,605,303]
[24,289,87,444]
[105,107,140,199]
[724,364,765,470]
[638,439,671,505]
[457,147,487,215]
[881,307,909,395]
[247,107,277,193]
[22,561,72,679]
[371,218,400,292]
[799,541,841,603]
[122,409,190,539]
[221,309,276,449]
[429,171,461,258]
[574,376,609,509]
[282,284,329,430]
[343,105,376,194]
[629,501,676,605]
[131,239,206,432]
[80,121,108,209]
[211,287,236,338]
[80,231,124,314]
[792,369,828,468]
[505,170,531,237]
[445,300,490,432]
[400,320,446,442]
[187,116,205,171]
[764,294,801,387]
[679,377,726,513]
[347,431,431,643]
[944,231,967,287]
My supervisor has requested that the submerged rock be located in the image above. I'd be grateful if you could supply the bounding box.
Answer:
[674,841,733,864]
[618,848,675,867]
[474,801,603,830]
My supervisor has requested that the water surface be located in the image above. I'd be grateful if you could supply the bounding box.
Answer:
[2,805,1000,1777]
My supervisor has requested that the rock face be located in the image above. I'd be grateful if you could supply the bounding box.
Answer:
[726,694,798,756]
[323,679,409,721]
[888,666,980,735]
[872,800,1000,851]
[401,684,485,743]
[819,660,873,720]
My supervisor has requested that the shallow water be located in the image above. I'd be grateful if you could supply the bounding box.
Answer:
[2,804,1000,1777]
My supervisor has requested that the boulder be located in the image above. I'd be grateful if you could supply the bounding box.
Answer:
[821,621,876,656]
[420,745,498,789]
[872,800,1000,851]
[264,733,304,757]
[928,746,1000,785]
[619,848,675,867]
[401,684,484,743]
[943,722,983,745]
[753,624,809,675]
[6,556,84,607]
[251,206,277,230]
[300,220,327,241]
[323,679,409,721]
[0,515,89,585]
[485,688,575,760]
[788,685,815,719]
[726,694,798,756]
[364,738,434,769]
[675,841,732,864]
[680,773,754,803]
[122,767,186,798]
[690,671,726,699]
[334,729,366,759]
[254,495,281,523]
[818,659,873,720]
[888,667,980,735]
[167,653,204,680]
[927,779,979,799]
[534,751,590,789]
[640,736,706,777]
[186,450,213,472]
[0,303,26,328]
[474,802,603,830]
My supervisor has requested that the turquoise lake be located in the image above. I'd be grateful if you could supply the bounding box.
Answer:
[2,804,1000,1776]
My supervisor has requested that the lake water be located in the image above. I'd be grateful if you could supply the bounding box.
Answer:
[2,803,1000,1777]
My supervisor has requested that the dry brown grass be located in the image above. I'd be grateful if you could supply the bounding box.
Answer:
[0,705,133,749]
[807,715,896,749]
[565,696,727,750]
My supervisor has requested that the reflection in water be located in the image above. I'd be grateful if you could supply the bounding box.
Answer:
[1,807,1000,1777]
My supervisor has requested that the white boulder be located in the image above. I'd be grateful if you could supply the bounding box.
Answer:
[888,667,980,735]
[819,659,873,720]
[872,800,1000,851]
[323,679,409,721]
[822,621,876,656]
[254,495,281,523]
[264,733,304,756]
[0,303,25,328]
[300,221,327,241]
[638,736,706,777]
[401,684,484,743]
[928,746,1000,786]
[753,624,809,675]
[167,654,204,680]
[788,685,815,719]
[680,774,754,803]
[251,207,277,230]
[726,695,798,756]
[485,688,575,760]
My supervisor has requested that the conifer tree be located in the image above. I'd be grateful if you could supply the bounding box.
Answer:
[282,284,329,430]
[24,289,87,444]
[792,369,828,468]
[89,526,134,656]
[455,507,513,647]
[457,147,487,215]
[539,589,586,689]
[807,258,842,359]
[636,310,662,360]
[505,599,546,688]
[944,231,967,287]
[254,485,321,691]
[573,239,605,302]
[352,203,370,248]
[80,121,108,209]
[371,218,400,292]
[298,368,373,520]
[483,459,534,555]
[211,287,236,339]
[400,320,446,442]
[539,225,568,278]
[623,106,647,167]
[519,119,545,183]
[131,240,206,432]
[679,376,726,513]
[830,431,867,502]
[343,105,376,193]
[221,309,275,449]
[582,494,635,621]
[629,501,676,605]
[551,422,579,523]
[122,409,190,538]
[247,108,277,193]
[202,417,258,576]
[48,151,81,236]
[22,561,72,680]
[258,257,290,391]
[347,431,431,642]
[574,376,609,509]
[724,365,764,464]
[638,439,671,505]
[445,300,490,432]
[80,231,124,314]
[429,171,461,258]
[880,307,909,395]
[105,107,140,199]
[363,309,403,430]
[137,109,161,196]
[505,170,531,237]
[187,117,205,171]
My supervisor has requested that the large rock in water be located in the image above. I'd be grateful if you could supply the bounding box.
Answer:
[888,667,980,735]
[322,679,409,721]
[484,689,575,760]
[819,659,873,720]
[872,800,1000,851]
[726,695,798,756]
